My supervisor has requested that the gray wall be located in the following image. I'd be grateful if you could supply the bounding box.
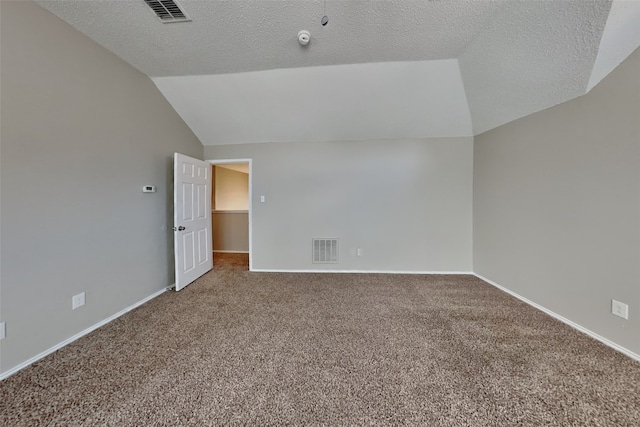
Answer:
[474,48,640,355]
[205,138,473,272]
[0,2,203,374]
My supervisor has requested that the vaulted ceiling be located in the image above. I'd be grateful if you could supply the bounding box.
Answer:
[36,0,640,145]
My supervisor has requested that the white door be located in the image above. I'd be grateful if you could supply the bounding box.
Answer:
[174,153,213,291]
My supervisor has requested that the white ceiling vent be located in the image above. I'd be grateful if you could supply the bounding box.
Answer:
[313,239,338,264]
[144,0,191,23]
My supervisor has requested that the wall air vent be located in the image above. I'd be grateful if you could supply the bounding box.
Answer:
[144,0,191,23]
[312,239,339,264]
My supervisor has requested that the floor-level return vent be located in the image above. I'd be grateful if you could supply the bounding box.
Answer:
[312,238,338,264]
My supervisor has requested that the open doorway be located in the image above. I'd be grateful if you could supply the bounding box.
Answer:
[209,159,252,271]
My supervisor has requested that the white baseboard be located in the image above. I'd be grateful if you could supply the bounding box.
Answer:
[250,269,474,275]
[474,273,640,363]
[0,287,168,381]
[5,273,635,380]
[213,250,249,254]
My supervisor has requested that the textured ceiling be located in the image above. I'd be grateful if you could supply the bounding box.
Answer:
[35,0,503,76]
[459,0,611,134]
[35,0,640,144]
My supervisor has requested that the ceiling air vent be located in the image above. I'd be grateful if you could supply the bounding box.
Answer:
[144,0,191,23]
[313,239,339,264]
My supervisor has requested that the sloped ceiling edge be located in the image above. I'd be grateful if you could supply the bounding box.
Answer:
[153,59,473,146]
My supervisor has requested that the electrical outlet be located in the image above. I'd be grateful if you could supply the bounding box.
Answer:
[72,292,86,310]
[611,299,629,320]
[357,248,363,257]
[0,322,5,340]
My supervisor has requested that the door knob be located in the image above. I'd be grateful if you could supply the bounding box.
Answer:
[172,226,186,231]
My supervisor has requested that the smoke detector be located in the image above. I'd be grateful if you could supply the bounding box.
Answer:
[298,30,310,46]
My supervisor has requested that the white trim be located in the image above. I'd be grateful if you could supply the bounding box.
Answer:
[207,158,252,271]
[212,210,248,214]
[251,269,474,275]
[474,273,640,363]
[4,273,637,380]
[213,250,249,254]
[0,288,168,381]
[208,158,252,166]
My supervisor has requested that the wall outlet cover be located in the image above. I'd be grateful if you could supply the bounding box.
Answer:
[611,299,629,320]
[72,292,86,310]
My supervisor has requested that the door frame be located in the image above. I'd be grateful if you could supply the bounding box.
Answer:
[208,158,253,271]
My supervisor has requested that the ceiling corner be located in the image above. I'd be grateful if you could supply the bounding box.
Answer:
[587,0,640,93]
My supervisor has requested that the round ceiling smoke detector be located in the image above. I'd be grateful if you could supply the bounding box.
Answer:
[298,30,310,46]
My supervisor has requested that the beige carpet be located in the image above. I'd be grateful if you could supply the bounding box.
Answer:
[1,256,639,426]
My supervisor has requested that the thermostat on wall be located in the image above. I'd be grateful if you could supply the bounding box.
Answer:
[142,185,156,193]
